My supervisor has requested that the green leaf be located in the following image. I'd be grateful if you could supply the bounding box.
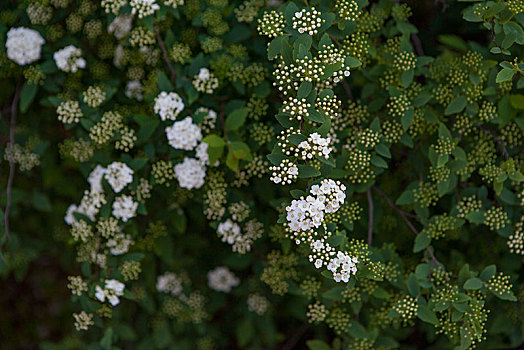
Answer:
[417,305,439,325]
[509,94,524,109]
[496,68,515,83]
[19,82,38,113]
[407,273,420,297]
[100,327,113,350]
[306,340,331,350]
[413,231,431,253]
[202,134,226,147]
[396,189,414,205]
[268,36,283,60]
[445,96,467,115]
[230,141,252,161]
[347,320,368,339]
[236,319,254,347]
[370,155,388,168]
[298,165,321,178]
[157,71,173,91]
[463,277,483,290]
[225,108,249,131]
[322,286,345,301]
[480,265,496,282]
[297,81,312,99]
[401,69,414,88]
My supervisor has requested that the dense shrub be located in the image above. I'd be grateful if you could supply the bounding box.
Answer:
[1,0,524,349]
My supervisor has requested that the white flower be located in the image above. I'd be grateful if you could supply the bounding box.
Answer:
[154,91,184,121]
[165,117,202,150]
[196,142,210,165]
[108,15,133,40]
[107,233,133,255]
[88,165,107,193]
[112,195,138,222]
[156,272,183,295]
[314,259,323,268]
[96,279,125,306]
[65,204,79,225]
[105,162,133,193]
[207,266,240,293]
[125,80,143,101]
[174,157,206,189]
[130,0,160,18]
[54,45,86,73]
[6,27,45,65]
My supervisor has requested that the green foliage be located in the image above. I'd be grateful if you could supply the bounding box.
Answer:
[0,0,523,349]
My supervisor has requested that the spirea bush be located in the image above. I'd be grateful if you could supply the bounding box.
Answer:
[1,0,524,349]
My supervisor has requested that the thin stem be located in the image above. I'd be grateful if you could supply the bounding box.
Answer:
[4,80,22,242]
[154,27,177,82]
[367,189,374,246]
[372,186,443,268]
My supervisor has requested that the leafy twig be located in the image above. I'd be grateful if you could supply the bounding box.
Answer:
[4,80,23,241]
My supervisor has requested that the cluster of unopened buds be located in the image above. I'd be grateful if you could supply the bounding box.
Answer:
[193,68,219,94]
[269,159,298,185]
[283,97,311,120]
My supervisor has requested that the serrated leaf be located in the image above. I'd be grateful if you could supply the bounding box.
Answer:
[496,68,515,83]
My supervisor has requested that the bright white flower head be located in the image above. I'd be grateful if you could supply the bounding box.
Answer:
[65,204,79,225]
[54,45,86,73]
[112,195,138,222]
[196,142,210,165]
[88,165,107,193]
[165,117,202,150]
[6,27,45,65]
[95,279,125,306]
[207,266,240,293]
[105,162,133,193]
[154,91,185,121]
[174,157,206,189]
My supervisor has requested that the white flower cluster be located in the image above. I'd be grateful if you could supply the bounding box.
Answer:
[112,195,138,222]
[102,0,127,14]
[95,279,125,306]
[88,165,107,193]
[54,45,86,73]
[207,266,240,293]
[125,80,143,101]
[196,142,210,165]
[296,132,332,160]
[292,8,324,35]
[269,159,298,185]
[156,272,183,296]
[164,0,184,8]
[247,294,269,315]
[107,233,133,255]
[6,27,45,65]
[193,68,219,94]
[282,97,311,120]
[216,218,262,253]
[311,243,358,283]
[108,15,133,40]
[130,0,160,18]
[174,157,206,189]
[165,117,202,150]
[65,189,107,225]
[154,91,185,121]
[105,161,134,193]
[286,179,346,234]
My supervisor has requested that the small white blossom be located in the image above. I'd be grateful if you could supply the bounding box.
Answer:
[130,0,160,18]
[95,279,125,306]
[88,165,107,193]
[174,157,206,189]
[112,195,138,222]
[165,117,202,150]
[6,27,45,65]
[54,45,86,73]
[207,266,240,293]
[105,162,133,193]
[154,91,185,121]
